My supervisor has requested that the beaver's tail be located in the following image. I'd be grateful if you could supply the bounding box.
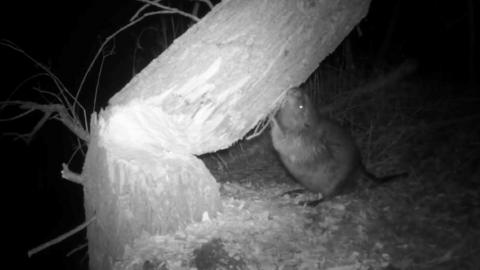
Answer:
[363,169,409,188]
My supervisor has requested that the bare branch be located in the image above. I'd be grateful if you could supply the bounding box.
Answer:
[34,87,65,105]
[0,106,36,121]
[28,216,96,258]
[93,43,116,112]
[194,0,214,10]
[75,10,180,115]
[73,0,203,119]
[0,73,45,110]
[131,0,162,21]
[0,40,88,131]
[66,243,88,257]
[135,0,200,22]
[66,141,86,166]
[52,105,90,142]
[1,101,90,143]
[61,163,84,184]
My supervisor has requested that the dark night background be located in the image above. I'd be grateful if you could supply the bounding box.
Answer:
[1,0,478,269]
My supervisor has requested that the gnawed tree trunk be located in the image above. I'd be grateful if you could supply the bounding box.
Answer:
[81,0,371,269]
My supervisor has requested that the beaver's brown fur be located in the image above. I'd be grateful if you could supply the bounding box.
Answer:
[271,87,403,200]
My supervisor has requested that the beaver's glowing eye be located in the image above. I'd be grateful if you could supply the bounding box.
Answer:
[299,105,304,110]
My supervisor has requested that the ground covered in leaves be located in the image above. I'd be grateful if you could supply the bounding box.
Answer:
[116,77,480,270]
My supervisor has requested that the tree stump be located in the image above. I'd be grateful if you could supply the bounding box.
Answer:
[81,0,371,269]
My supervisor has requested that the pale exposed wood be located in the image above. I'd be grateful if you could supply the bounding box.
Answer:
[84,114,221,270]
[106,0,371,156]
[83,0,371,269]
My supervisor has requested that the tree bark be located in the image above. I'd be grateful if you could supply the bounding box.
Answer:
[81,0,371,269]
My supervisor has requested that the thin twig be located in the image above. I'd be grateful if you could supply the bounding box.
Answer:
[0,101,89,143]
[34,87,65,105]
[0,40,88,134]
[136,0,200,22]
[0,106,36,121]
[66,142,85,168]
[76,0,202,112]
[61,163,84,184]
[93,42,114,112]
[0,73,44,110]
[195,0,214,10]
[131,0,162,21]
[74,10,179,111]
[66,243,88,257]
[28,216,96,258]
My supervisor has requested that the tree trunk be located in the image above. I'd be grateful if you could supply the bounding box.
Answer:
[81,0,371,269]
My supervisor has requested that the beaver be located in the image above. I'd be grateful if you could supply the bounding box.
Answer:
[270,87,406,201]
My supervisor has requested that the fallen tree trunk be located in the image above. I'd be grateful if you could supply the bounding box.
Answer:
[81,0,371,269]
